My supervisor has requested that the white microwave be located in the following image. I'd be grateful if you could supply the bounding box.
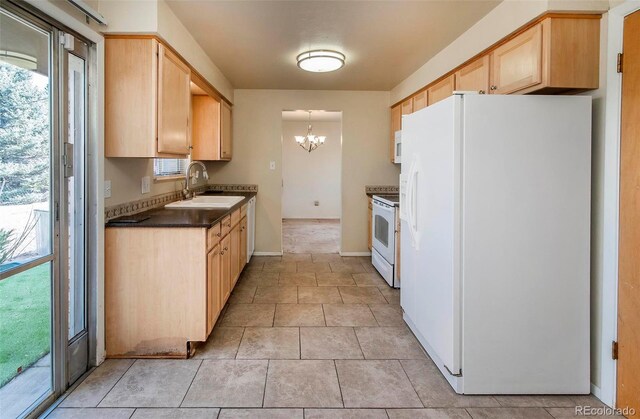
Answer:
[393,131,402,164]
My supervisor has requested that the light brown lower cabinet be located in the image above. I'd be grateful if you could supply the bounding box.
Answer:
[220,233,232,304]
[240,216,247,271]
[105,210,250,358]
[230,223,240,286]
[207,244,221,336]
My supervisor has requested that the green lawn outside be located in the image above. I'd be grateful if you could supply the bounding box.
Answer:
[0,263,50,386]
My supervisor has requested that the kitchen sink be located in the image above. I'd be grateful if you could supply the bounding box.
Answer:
[164,195,244,209]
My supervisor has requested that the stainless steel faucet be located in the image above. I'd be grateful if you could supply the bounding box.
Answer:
[183,160,209,199]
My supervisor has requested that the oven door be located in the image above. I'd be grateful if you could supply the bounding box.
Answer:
[372,199,396,264]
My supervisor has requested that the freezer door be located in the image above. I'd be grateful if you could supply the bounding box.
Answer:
[459,95,591,393]
[400,96,463,376]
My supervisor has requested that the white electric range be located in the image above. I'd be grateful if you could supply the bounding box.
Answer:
[371,194,400,288]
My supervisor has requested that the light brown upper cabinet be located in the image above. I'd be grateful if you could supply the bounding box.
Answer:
[158,44,191,155]
[401,98,413,116]
[389,13,600,162]
[220,101,233,161]
[412,90,428,112]
[489,24,542,94]
[390,104,402,162]
[455,55,490,94]
[490,16,600,94]
[190,72,233,162]
[191,95,221,160]
[428,74,455,105]
[105,37,191,158]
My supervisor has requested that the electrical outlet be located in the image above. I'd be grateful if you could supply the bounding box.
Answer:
[270,161,276,170]
[104,180,112,198]
[314,201,319,206]
[141,176,151,194]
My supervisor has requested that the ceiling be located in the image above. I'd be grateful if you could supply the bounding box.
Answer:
[282,110,342,122]
[166,0,502,91]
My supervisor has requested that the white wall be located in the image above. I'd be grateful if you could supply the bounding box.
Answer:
[282,120,342,219]
[205,89,400,255]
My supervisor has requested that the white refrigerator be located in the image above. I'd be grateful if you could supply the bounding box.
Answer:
[400,93,591,395]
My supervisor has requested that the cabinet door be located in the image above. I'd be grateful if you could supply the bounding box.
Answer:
[401,98,413,116]
[220,101,233,160]
[207,244,221,336]
[390,105,402,162]
[220,234,231,304]
[428,74,455,105]
[158,44,191,155]
[240,217,247,271]
[191,95,221,161]
[230,224,240,286]
[105,38,159,157]
[455,55,490,94]
[490,24,542,94]
[412,91,428,112]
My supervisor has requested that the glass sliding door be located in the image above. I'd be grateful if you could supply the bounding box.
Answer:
[0,7,55,418]
[0,2,91,417]
[62,34,89,386]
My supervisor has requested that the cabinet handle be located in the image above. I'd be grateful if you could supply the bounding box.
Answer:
[220,250,224,255]
[490,85,497,91]
[216,232,221,237]
[224,246,229,251]
[478,90,486,94]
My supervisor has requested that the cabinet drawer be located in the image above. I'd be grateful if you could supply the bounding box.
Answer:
[240,203,248,219]
[207,222,221,251]
[231,208,241,227]
[221,215,232,237]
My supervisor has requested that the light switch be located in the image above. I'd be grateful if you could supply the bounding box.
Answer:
[270,161,276,170]
[104,180,112,198]
[141,176,151,194]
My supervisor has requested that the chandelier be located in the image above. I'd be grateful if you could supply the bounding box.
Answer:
[295,111,326,153]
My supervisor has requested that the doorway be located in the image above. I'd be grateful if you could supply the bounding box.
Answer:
[616,8,640,414]
[281,110,342,254]
[0,2,91,417]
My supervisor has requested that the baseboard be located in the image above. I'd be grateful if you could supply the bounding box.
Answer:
[253,251,283,256]
[339,252,372,257]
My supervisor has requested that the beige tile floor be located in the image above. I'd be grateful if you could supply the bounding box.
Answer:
[282,219,340,253]
[48,254,607,419]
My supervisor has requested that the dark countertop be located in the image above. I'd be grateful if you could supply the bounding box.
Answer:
[106,191,256,228]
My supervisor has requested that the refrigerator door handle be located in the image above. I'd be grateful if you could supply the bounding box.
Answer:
[406,155,420,250]
[409,156,421,250]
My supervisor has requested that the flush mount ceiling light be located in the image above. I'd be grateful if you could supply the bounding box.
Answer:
[296,50,345,73]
